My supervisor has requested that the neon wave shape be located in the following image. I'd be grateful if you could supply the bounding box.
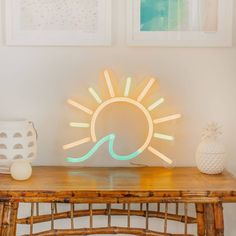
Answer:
[67,134,142,163]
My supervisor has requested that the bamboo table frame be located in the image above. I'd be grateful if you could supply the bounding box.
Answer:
[0,167,236,236]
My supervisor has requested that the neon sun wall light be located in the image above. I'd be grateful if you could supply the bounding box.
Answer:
[63,70,181,165]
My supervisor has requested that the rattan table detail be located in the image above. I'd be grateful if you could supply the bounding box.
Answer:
[1,167,236,236]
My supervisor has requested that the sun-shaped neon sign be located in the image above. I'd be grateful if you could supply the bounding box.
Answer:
[63,70,181,165]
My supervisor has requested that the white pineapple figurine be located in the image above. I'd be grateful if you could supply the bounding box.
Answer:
[196,123,226,175]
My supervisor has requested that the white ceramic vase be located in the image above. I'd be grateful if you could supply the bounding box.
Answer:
[0,120,37,177]
[196,123,226,175]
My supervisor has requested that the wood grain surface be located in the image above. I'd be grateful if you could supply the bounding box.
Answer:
[0,167,236,203]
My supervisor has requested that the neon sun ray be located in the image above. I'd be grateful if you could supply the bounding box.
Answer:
[64,70,181,165]
[153,114,181,124]
[124,77,132,97]
[104,70,115,98]
[137,78,155,102]
[154,133,174,141]
[88,87,102,104]
[63,137,91,150]
[70,123,90,128]
[67,99,93,115]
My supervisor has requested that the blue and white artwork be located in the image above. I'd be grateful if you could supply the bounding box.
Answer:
[140,0,219,32]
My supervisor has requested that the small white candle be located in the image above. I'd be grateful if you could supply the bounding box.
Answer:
[10,160,32,181]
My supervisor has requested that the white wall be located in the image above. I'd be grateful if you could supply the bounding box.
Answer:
[0,0,236,235]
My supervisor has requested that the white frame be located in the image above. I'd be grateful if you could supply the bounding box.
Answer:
[5,0,112,46]
[127,0,233,47]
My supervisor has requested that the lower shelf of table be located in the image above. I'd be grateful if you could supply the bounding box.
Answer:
[0,201,224,236]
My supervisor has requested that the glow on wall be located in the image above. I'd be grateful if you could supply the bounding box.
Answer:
[63,70,181,165]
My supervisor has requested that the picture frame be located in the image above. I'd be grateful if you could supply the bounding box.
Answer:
[5,0,112,46]
[127,0,233,47]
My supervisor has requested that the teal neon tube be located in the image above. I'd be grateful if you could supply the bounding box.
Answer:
[67,133,142,163]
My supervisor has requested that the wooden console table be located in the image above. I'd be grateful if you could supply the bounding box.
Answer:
[1,167,236,236]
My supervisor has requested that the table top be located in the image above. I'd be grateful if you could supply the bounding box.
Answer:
[1,167,236,202]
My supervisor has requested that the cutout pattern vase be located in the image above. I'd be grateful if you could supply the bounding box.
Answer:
[196,123,226,175]
[0,120,37,174]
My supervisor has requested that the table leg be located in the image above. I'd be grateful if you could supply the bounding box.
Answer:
[204,203,224,236]
[0,202,19,236]
[0,202,4,235]
[196,203,205,236]
[213,203,224,236]
[204,203,216,236]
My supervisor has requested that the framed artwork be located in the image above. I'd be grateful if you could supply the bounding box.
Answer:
[6,0,111,46]
[127,0,233,47]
